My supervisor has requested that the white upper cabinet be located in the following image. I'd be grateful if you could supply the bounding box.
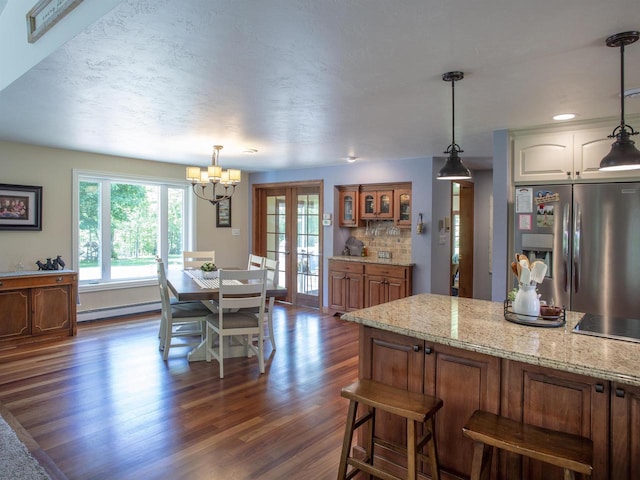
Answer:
[513,132,573,183]
[512,124,640,184]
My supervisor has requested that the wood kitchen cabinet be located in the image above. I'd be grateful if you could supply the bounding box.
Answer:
[424,343,501,479]
[512,125,640,184]
[0,271,77,348]
[329,260,413,314]
[364,263,412,308]
[393,188,412,227]
[502,360,609,480]
[360,187,393,219]
[359,327,425,478]
[358,327,500,480]
[328,260,363,314]
[338,186,359,227]
[611,382,640,480]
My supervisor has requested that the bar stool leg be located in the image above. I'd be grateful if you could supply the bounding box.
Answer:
[407,419,417,479]
[337,400,358,479]
[563,469,576,480]
[425,416,440,480]
[470,441,493,480]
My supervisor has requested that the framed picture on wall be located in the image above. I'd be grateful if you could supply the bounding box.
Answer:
[0,184,43,231]
[216,197,231,228]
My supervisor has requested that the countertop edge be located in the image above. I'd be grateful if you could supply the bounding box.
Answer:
[329,256,415,267]
[342,312,640,387]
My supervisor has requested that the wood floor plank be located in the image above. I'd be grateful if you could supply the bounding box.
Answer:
[0,305,359,479]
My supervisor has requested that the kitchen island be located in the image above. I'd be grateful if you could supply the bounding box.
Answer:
[342,293,639,480]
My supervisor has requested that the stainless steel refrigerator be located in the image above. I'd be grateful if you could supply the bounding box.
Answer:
[513,182,640,319]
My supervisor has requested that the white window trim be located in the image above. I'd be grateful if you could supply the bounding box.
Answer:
[72,168,196,291]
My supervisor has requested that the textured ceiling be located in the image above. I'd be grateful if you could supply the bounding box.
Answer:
[0,0,639,172]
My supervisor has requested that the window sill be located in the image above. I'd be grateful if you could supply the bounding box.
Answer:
[79,278,157,293]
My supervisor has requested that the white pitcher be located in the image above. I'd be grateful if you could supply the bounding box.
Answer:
[512,285,540,321]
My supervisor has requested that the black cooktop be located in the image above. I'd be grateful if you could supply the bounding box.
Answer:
[573,313,640,343]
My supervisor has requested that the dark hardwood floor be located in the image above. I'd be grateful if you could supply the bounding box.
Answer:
[0,304,359,479]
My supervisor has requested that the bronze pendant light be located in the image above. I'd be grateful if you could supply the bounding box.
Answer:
[599,31,640,171]
[438,71,472,180]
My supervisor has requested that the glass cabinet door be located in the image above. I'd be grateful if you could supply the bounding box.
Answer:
[339,188,359,226]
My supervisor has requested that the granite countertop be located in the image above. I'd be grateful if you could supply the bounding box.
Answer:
[341,293,640,387]
[329,255,415,267]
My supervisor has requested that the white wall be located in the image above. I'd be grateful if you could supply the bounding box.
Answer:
[0,140,249,313]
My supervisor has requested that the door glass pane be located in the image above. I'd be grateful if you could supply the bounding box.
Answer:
[296,193,320,296]
[266,195,286,290]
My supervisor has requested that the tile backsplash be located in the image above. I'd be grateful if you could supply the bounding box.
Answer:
[342,223,412,262]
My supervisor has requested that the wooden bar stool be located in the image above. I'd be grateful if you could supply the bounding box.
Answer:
[337,379,443,480]
[462,410,593,480]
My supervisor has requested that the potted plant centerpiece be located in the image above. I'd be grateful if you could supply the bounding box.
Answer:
[200,261,218,279]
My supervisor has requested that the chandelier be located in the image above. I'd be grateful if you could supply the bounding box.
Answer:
[186,145,241,205]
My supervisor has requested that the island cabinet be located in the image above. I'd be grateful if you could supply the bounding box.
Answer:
[0,271,77,348]
[328,260,364,314]
[358,327,500,480]
[501,360,609,480]
[364,264,412,308]
[610,382,640,480]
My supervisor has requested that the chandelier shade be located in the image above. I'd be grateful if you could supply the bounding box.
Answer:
[438,71,472,180]
[599,31,640,171]
[186,145,241,205]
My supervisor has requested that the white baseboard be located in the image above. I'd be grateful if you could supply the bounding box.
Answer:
[78,302,160,322]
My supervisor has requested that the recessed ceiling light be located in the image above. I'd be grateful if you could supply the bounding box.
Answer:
[243,148,258,154]
[346,156,358,163]
[553,113,576,121]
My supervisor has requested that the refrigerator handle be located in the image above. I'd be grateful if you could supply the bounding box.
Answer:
[562,203,570,293]
[573,202,581,293]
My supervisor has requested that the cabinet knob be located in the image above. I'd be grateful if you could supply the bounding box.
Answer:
[0,281,3,287]
[575,171,580,177]
[595,383,605,393]
[56,276,63,282]
[412,344,420,352]
[615,387,626,398]
[424,346,433,355]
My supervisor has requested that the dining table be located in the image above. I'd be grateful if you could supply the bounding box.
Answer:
[166,269,287,362]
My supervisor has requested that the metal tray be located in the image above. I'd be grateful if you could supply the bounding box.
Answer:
[503,300,566,328]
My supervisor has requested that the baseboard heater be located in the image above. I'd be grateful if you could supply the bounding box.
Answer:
[77,302,160,322]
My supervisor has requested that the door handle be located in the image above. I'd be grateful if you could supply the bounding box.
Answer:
[573,202,581,293]
[562,203,570,293]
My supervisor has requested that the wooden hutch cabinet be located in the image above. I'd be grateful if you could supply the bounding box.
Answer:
[359,187,393,220]
[0,271,77,348]
[338,186,359,227]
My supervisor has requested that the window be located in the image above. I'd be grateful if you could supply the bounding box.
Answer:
[74,171,191,286]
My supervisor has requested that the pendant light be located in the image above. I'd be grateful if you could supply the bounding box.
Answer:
[186,145,241,205]
[438,71,471,180]
[599,31,640,171]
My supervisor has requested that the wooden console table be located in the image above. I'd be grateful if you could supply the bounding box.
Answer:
[0,270,77,349]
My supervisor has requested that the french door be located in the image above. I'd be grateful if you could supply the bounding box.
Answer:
[253,181,322,308]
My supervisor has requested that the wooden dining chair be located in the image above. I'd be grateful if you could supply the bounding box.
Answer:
[247,253,265,270]
[183,250,215,270]
[263,257,280,349]
[205,269,267,378]
[157,259,210,360]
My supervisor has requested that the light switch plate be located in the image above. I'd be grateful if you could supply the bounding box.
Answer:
[232,229,240,236]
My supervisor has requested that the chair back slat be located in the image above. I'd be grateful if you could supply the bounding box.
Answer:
[263,257,279,288]
[248,254,265,270]
[219,269,267,311]
[183,250,215,270]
